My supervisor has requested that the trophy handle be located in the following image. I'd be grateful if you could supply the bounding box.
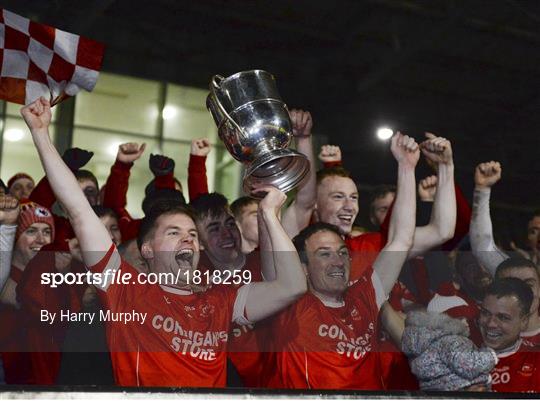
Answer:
[210,75,248,140]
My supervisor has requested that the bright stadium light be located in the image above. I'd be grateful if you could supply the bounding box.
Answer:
[376,127,393,141]
[108,141,122,157]
[162,105,177,120]
[5,128,24,142]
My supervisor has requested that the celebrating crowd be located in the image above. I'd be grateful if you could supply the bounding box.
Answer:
[0,97,539,392]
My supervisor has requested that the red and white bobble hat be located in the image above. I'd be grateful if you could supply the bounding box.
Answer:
[15,200,55,242]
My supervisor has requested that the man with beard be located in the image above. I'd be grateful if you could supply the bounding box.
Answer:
[22,97,307,387]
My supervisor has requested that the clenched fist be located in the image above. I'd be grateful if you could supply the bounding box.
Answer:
[117,142,146,164]
[0,195,20,225]
[391,132,420,169]
[20,97,52,133]
[418,175,438,202]
[474,161,501,189]
[318,145,342,164]
[258,186,287,216]
[420,133,453,165]
[190,138,211,157]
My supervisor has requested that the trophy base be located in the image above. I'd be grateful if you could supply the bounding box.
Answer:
[243,149,310,198]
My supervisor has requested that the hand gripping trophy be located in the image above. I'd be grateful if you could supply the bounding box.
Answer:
[206,70,310,197]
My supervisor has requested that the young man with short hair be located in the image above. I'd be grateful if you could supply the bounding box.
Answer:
[230,196,259,254]
[22,97,307,387]
[478,278,540,392]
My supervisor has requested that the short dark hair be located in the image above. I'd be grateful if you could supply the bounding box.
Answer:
[190,192,230,221]
[0,179,6,193]
[495,257,540,280]
[91,205,117,220]
[485,278,534,317]
[293,222,343,264]
[369,184,396,207]
[145,178,183,197]
[137,203,197,250]
[316,167,351,185]
[230,196,259,220]
[142,189,186,215]
[75,169,99,190]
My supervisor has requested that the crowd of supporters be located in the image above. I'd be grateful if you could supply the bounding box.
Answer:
[0,97,539,392]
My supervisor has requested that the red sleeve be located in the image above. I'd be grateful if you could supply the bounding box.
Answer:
[188,154,209,202]
[154,172,176,190]
[322,160,342,168]
[441,183,471,251]
[50,216,73,252]
[118,217,141,242]
[102,159,141,240]
[103,159,132,211]
[29,176,55,209]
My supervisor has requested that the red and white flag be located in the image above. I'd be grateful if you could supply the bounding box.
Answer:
[0,8,105,105]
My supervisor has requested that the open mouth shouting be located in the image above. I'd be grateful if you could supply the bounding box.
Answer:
[175,248,195,266]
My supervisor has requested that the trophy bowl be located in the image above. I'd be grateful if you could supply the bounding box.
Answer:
[206,70,310,197]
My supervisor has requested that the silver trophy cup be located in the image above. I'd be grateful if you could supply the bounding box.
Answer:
[206,70,310,197]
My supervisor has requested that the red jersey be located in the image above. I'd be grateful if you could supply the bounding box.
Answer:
[267,268,387,389]
[491,342,540,393]
[91,245,247,387]
[224,252,269,388]
[198,251,268,387]
[345,232,385,282]
[521,327,540,348]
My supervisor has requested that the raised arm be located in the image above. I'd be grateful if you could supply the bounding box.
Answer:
[243,186,307,323]
[103,142,145,212]
[470,161,508,275]
[0,195,19,292]
[409,133,456,258]
[374,133,418,295]
[21,98,112,267]
[188,138,211,202]
[282,109,317,238]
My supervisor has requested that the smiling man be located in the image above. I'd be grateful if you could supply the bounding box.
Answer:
[314,133,456,282]
[478,278,540,392]
[191,193,245,273]
[22,97,307,387]
[266,132,419,389]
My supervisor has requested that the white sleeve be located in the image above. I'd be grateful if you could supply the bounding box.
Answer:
[89,245,122,292]
[371,270,388,310]
[0,225,16,292]
[231,284,254,326]
[469,188,508,276]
